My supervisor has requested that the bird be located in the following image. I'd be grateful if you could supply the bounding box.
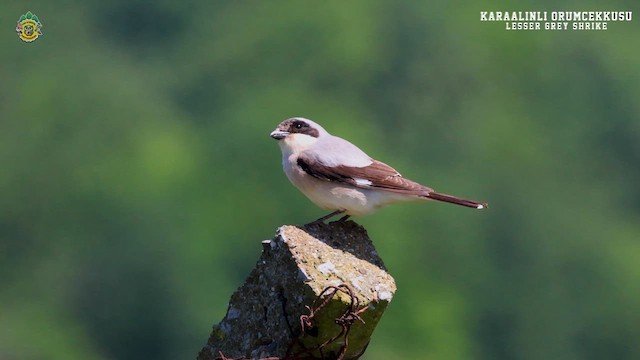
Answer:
[270,117,487,223]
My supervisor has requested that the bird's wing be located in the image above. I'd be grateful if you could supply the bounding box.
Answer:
[297,153,433,195]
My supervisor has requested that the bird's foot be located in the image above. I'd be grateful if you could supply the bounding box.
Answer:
[305,209,346,226]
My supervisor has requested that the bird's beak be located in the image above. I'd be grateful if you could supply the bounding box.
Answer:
[270,129,289,140]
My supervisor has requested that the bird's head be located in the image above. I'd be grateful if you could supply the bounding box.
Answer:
[270,117,326,152]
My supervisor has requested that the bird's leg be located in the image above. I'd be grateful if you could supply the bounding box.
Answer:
[309,209,345,224]
[337,215,351,222]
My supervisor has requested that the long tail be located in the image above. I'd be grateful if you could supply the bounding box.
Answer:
[424,191,488,209]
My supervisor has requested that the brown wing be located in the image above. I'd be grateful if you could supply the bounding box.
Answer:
[297,154,433,195]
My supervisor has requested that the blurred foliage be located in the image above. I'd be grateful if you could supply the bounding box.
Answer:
[1,1,639,359]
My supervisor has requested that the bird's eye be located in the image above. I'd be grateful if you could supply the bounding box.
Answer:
[295,123,304,129]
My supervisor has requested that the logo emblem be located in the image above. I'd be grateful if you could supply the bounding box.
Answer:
[16,11,43,42]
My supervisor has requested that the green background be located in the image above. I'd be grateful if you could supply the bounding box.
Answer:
[2,1,639,359]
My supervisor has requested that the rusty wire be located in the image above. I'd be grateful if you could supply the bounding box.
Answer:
[214,283,369,360]
[294,284,368,360]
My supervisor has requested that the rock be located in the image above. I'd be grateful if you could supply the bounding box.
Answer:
[197,221,397,360]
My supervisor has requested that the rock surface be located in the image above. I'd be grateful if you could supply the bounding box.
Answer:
[197,221,396,360]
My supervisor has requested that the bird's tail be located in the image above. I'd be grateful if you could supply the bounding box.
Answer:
[424,192,488,209]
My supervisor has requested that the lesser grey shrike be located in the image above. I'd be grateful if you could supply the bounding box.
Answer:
[270,117,488,223]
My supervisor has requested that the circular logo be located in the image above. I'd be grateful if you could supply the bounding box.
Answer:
[16,11,43,43]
